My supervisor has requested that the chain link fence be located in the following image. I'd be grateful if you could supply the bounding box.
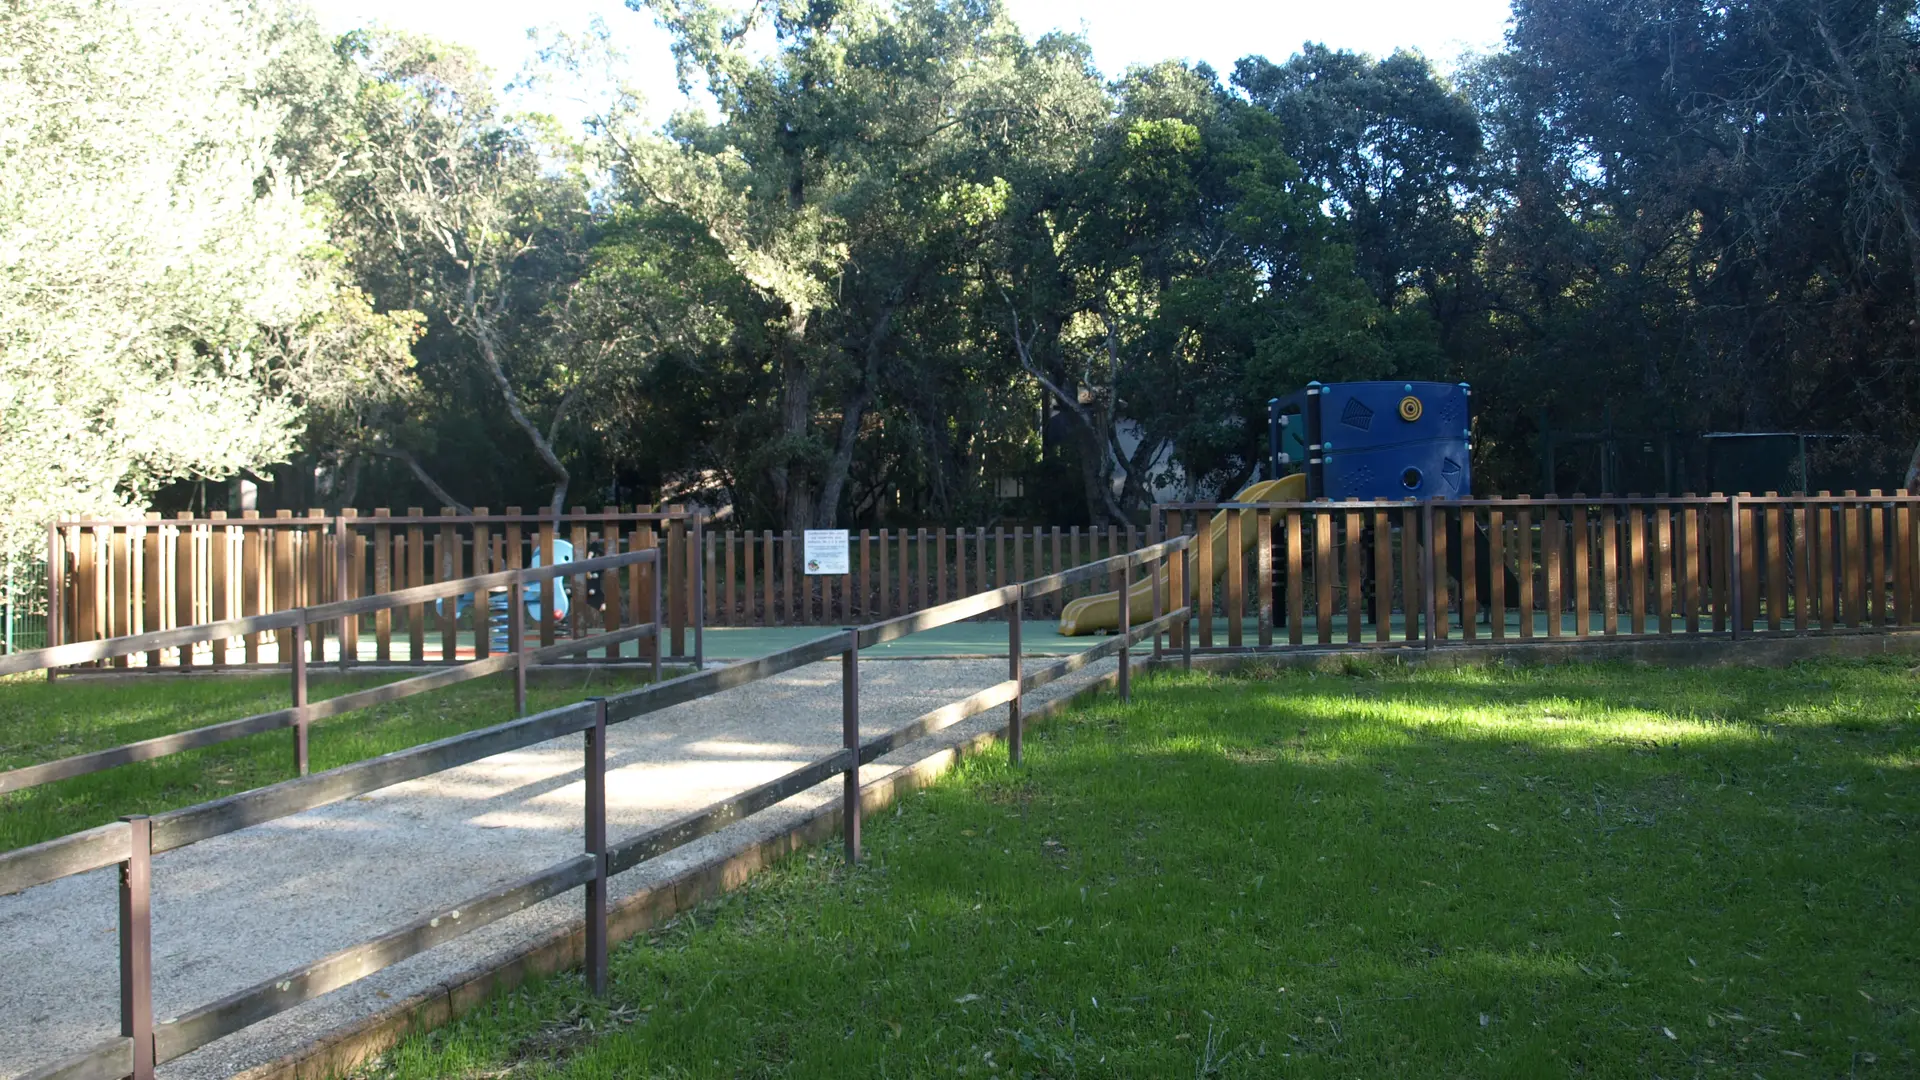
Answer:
[3,551,49,655]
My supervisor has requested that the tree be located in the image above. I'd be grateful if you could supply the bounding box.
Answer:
[606,0,1108,529]
[301,27,601,513]
[990,61,1413,517]
[0,0,399,561]
[1462,0,1920,488]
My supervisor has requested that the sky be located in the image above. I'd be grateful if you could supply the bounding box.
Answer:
[310,0,1514,127]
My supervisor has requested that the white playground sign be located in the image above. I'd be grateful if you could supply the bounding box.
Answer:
[803,530,850,575]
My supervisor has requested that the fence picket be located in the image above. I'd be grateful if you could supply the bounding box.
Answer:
[1866,493,1885,626]
[1256,510,1273,647]
[1284,508,1303,646]
[1624,505,1645,636]
[1511,503,1531,639]
[1345,507,1365,644]
[1889,499,1904,622]
[1227,507,1244,649]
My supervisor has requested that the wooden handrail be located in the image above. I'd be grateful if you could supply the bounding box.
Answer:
[13,527,1193,1080]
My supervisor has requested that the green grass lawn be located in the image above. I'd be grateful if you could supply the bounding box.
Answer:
[361,658,1916,1079]
[0,668,656,852]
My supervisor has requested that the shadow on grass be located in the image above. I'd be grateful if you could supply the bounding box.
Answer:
[365,659,1918,1080]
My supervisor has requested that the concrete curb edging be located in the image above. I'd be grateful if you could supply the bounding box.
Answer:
[1182,628,1920,673]
[229,666,1129,1080]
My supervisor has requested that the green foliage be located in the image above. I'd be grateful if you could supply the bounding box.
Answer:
[16,0,1920,533]
[0,0,358,559]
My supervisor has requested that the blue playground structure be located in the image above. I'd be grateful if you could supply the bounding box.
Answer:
[1268,381,1472,500]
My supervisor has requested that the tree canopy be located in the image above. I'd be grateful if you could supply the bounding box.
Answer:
[9,0,1920,554]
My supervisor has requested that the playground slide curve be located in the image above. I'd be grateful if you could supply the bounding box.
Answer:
[1057,473,1307,636]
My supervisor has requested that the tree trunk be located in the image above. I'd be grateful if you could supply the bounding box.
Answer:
[813,307,895,527]
[769,317,816,534]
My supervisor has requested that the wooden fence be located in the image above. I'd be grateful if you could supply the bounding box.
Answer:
[0,546,666,796]
[1159,490,1920,650]
[699,524,1158,626]
[47,507,700,667]
[5,537,1191,1080]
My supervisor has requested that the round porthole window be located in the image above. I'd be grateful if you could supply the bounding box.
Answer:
[1402,467,1424,490]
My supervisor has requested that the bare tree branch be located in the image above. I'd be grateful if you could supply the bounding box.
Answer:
[373,448,471,514]
[460,265,571,514]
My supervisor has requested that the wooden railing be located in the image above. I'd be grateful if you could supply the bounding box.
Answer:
[6,536,1191,1080]
[46,507,701,667]
[1158,490,1920,650]
[700,524,1158,626]
[0,548,667,796]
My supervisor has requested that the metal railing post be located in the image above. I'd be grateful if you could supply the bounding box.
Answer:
[583,697,608,996]
[119,815,154,1080]
[291,621,309,776]
[1119,556,1132,702]
[1008,584,1023,766]
[650,553,663,684]
[841,627,860,864]
[509,580,528,717]
[692,516,706,670]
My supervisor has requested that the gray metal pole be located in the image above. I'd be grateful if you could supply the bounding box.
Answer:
[841,627,860,864]
[1008,585,1023,766]
[650,553,663,684]
[120,815,154,1080]
[1119,557,1132,702]
[510,580,528,716]
[692,517,706,670]
[291,622,309,776]
[583,697,608,996]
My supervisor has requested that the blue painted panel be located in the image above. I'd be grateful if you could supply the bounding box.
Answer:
[1323,441,1471,500]
[1315,381,1471,499]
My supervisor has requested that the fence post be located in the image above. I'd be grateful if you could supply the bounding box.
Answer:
[334,514,351,671]
[291,621,309,776]
[1152,546,1164,663]
[509,579,528,717]
[3,548,12,656]
[1728,494,1743,641]
[119,814,154,1080]
[692,516,706,670]
[1182,547,1194,671]
[583,697,608,996]
[841,627,861,864]
[1119,555,1132,702]
[1421,501,1438,650]
[1008,584,1023,766]
[650,552,663,684]
[45,522,60,678]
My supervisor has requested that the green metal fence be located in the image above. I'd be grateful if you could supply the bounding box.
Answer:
[3,553,49,655]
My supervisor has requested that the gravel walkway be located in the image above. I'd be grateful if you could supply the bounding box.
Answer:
[0,656,1117,1080]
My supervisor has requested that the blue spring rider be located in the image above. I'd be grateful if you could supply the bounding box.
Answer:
[441,540,573,652]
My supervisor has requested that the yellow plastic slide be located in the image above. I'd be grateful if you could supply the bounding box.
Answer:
[1057,473,1307,635]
